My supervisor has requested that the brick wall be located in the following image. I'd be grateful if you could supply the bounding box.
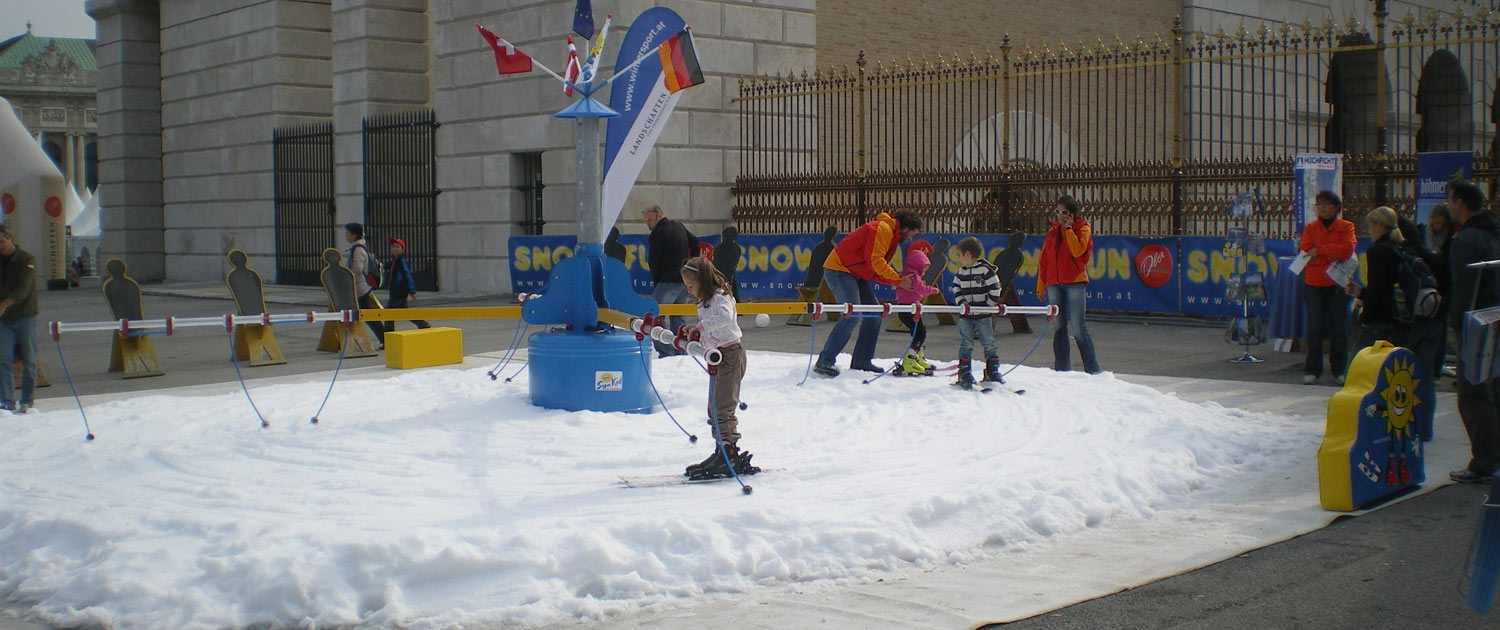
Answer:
[816,0,1182,70]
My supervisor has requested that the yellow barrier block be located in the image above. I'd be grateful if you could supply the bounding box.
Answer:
[385,327,464,369]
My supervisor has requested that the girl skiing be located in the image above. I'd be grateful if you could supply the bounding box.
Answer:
[678,256,759,480]
[896,239,940,375]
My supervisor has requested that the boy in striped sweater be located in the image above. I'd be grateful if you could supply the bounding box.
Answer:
[950,237,1003,389]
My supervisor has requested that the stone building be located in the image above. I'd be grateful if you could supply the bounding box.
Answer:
[0,26,98,195]
[86,0,1495,292]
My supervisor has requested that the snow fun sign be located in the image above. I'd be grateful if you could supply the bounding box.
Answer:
[511,233,1324,317]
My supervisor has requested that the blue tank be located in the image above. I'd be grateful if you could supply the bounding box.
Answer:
[527,329,655,413]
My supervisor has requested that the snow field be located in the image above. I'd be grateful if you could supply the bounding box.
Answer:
[0,351,1318,629]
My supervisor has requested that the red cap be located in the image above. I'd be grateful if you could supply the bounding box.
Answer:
[389,237,406,248]
[907,239,932,255]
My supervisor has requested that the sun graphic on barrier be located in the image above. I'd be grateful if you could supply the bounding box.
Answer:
[1380,356,1420,436]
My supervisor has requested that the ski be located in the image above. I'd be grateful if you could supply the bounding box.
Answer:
[618,469,773,489]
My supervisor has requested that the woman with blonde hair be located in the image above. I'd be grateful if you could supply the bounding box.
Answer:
[1347,206,1441,370]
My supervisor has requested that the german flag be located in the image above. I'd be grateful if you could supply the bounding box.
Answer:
[658,29,704,94]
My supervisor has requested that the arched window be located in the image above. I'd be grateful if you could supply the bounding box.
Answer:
[1324,33,1384,155]
[1415,50,1472,152]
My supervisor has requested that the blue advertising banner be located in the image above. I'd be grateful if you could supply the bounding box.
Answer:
[1415,151,1473,226]
[509,233,1380,318]
[1293,153,1342,235]
[598,8,687,243]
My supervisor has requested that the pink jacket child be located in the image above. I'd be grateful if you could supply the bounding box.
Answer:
[896,247,940,305]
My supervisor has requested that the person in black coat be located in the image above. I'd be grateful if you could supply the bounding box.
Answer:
[642,205,697,357]
[1347,208,1438,370]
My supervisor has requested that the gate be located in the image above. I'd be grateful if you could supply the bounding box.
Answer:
[272,121,334,286]
[363,109,440,292]
[734,4,1500,238]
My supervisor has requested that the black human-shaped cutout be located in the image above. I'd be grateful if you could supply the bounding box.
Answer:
[992,232,1027,289]
[225,250,269,316]
[605,226,627,263]
[802,226,839,288]
[924,237,952,287]
[319,248,360,313]
[714,226,742,298]
[101,258,143,320]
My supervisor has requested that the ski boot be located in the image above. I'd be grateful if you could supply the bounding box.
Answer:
[982,358,1002,383]
[914,351,934,373]
[899,350,933,376]
[688,444,760,480]
[954,358,975,390]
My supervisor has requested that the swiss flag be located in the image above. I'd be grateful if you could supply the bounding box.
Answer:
[563,35,580,96]
[475,25,532,75]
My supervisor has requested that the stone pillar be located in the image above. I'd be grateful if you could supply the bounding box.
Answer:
[64,134,77,192]
[331,0,432,229]
[85,0,165,281]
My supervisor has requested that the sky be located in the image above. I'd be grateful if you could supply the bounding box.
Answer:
[5,0,94,40]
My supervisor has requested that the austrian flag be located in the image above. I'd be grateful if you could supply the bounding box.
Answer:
[475,24,533,75]
[657,29,704,94]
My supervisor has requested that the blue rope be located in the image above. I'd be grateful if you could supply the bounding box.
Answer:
[228,330,269,428]
[310,324,352,424]
[502,359,529,383]
[640,349,698,442]
[797,317,818,386]
[52,336,93,441]
[863,314,921,385]
[1001,317,1052,378]
[705,376,750,494]
[487,322,529,380]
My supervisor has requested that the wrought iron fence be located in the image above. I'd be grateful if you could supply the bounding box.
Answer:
[272,121,334,286]
[363,109,440,292]
[734,3,1500,239]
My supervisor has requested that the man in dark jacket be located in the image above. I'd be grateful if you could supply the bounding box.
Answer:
[0,224,39,413]
[1446,181,1500,483]
[642,205,696,357]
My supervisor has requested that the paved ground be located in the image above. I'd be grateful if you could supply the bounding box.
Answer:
[2,280,1496,629]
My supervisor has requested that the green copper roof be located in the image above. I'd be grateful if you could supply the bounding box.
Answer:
[0,33,96,72]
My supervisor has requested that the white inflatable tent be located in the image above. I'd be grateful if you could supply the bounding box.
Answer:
[0,95,71,288]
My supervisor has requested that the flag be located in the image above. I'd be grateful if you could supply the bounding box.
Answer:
[475,25,532,75]
[579,14,611,84]
[563,36,580,96]
[657,29,704,94]
[601,7,688,244]
[573,0,595,40]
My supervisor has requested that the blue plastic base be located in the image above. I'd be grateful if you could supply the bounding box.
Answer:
[528,329,655,413]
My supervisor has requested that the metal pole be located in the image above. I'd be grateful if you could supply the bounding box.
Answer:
[576,115,603,248]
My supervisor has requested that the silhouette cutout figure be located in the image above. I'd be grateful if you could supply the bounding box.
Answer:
[714,226,742,299]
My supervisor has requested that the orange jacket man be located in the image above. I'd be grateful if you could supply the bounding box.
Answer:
[813,211,922,377]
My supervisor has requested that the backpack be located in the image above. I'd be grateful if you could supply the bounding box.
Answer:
[1392,248,1441,322]
[352,243,384,290]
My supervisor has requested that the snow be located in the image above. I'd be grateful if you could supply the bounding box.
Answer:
[0,351,1324,629]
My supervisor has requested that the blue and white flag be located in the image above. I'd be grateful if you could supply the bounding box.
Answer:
[598,7,688,243]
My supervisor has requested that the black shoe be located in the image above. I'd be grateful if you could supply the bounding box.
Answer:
[733,450,761,476]
[850,363,884,373]
[688,444,742,479]
[684,449,723,476]
[1450,468,1497,484]
[813,363,840,377]
[955,371,975,390]
[982,358,1002,383]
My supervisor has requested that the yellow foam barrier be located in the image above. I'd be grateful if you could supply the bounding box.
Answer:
[384,326,464,369]
[1317,341,1434,511]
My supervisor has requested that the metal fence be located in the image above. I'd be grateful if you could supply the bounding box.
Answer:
[363,109,440,292]
[733,3,1500,239]
[272,121,334,286]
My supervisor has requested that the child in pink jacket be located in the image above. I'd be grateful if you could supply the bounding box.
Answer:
[896,240,941,375]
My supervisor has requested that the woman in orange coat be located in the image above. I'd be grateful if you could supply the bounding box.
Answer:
[1036,196,1101,374]
[1298,190,1357,385]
